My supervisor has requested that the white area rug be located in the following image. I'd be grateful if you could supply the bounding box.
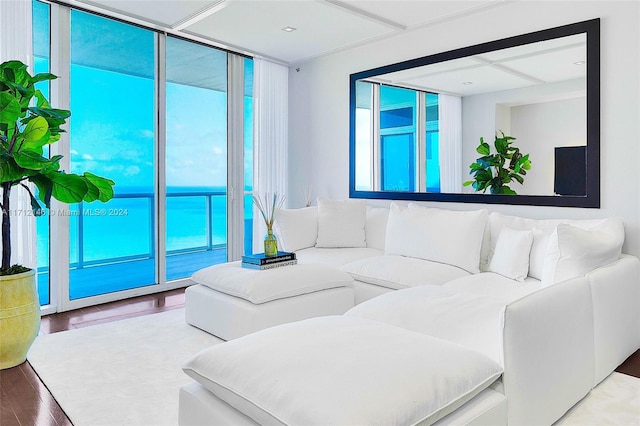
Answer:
[555,371,640,426]
[28,308,640,426]
[28,309,222,426]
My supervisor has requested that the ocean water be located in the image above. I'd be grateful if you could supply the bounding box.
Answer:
[36,186,252,268]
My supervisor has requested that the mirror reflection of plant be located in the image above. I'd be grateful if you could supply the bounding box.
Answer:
[463,132,531,195]
[0,60,115,273]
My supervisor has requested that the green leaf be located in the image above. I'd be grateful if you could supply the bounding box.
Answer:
[13,150,48,170]
[0,92,21,125]
[20,183,44,215]
[83,172,115,202]
[83,179,100,202]
[29,175,53,208]
[30,72,57,85]
[21,116,49,142]
[46,172,88,203]
[13,150,60,171]
[476,142,490,156]
[0,155,24,183]
[476,156,493,169]
[476,170,492,183]
[494,137,507,154]
[0,61,28,84]
[28,107,71,121]
[463,180,473,187]
[34,90,51,108]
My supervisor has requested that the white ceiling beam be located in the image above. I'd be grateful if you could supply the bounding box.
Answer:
[321,0,406,31]
[171,0,229,31]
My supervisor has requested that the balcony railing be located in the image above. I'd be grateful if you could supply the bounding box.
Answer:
[36,190,255,303]
[70,190,228,270]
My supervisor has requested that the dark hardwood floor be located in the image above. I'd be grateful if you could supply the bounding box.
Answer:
[1,288,639,426]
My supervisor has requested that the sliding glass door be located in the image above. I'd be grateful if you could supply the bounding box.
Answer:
[165,37,228,280]
[67,10,156,299]
[32,1,253,311]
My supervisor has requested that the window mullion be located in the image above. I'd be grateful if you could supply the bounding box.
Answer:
[372,84,381,191]
[417,91,427,192]
[156,32,166,286]
[48,2,71,312]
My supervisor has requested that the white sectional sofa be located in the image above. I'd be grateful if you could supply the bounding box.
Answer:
[179,199,640,426]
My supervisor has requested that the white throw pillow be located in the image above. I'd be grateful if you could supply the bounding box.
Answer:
[484,212,617,272]
[488,227,533,282]
[385,203,488,273]
[529,228,551,280]
[365,206,389,250]
[273,207,318,252]
[315,197,367,248]
[541,219,624,286]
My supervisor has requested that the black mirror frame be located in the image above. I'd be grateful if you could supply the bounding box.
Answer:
[349,18,600,208]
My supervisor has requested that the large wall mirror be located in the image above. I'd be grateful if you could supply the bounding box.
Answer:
[349,19,600,207]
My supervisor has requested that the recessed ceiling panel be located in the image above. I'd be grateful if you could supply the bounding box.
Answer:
[483,34,585,62]
[75,0,213,27]
[183,0,396,63]
[504,46,586,83]
[344,0,499,28]
[409,66,535,96]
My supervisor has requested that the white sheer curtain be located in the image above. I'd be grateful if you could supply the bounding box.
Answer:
[438,94,463,193]
[252,58,289,251]
[0,0,37,270]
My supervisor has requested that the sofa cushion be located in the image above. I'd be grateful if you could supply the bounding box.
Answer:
[443,273,541,300]
[347,282,536,363]
[295,247,383,269]
[274,206,318,252]
[365,206,389,250]
[385,203,488,273]
[182,316,503,426]
[341,255,470,290]
[541,219,625,286]
[529,228,552,280]
[488,227,533,282]
[315,197,367,248]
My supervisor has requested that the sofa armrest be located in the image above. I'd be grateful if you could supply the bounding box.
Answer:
[500,277,595,426]
[588,254,640,385]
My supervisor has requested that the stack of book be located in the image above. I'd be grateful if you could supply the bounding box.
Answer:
[241,251,297,270]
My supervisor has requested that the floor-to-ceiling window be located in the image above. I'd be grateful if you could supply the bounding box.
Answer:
[32,1,253,310]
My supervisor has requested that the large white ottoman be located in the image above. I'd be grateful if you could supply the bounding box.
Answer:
[185,261,355,340]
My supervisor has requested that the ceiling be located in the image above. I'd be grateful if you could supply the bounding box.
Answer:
[366,33,587,97]
[65,0,511,65]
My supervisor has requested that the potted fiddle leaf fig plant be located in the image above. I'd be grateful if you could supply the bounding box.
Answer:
[463,131,531,195]
[0,60,115,369]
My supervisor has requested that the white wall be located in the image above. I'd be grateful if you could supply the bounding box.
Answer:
[511,97,586,195]
[288,1,640,256]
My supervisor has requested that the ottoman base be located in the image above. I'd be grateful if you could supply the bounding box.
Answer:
[185,283,354,340]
